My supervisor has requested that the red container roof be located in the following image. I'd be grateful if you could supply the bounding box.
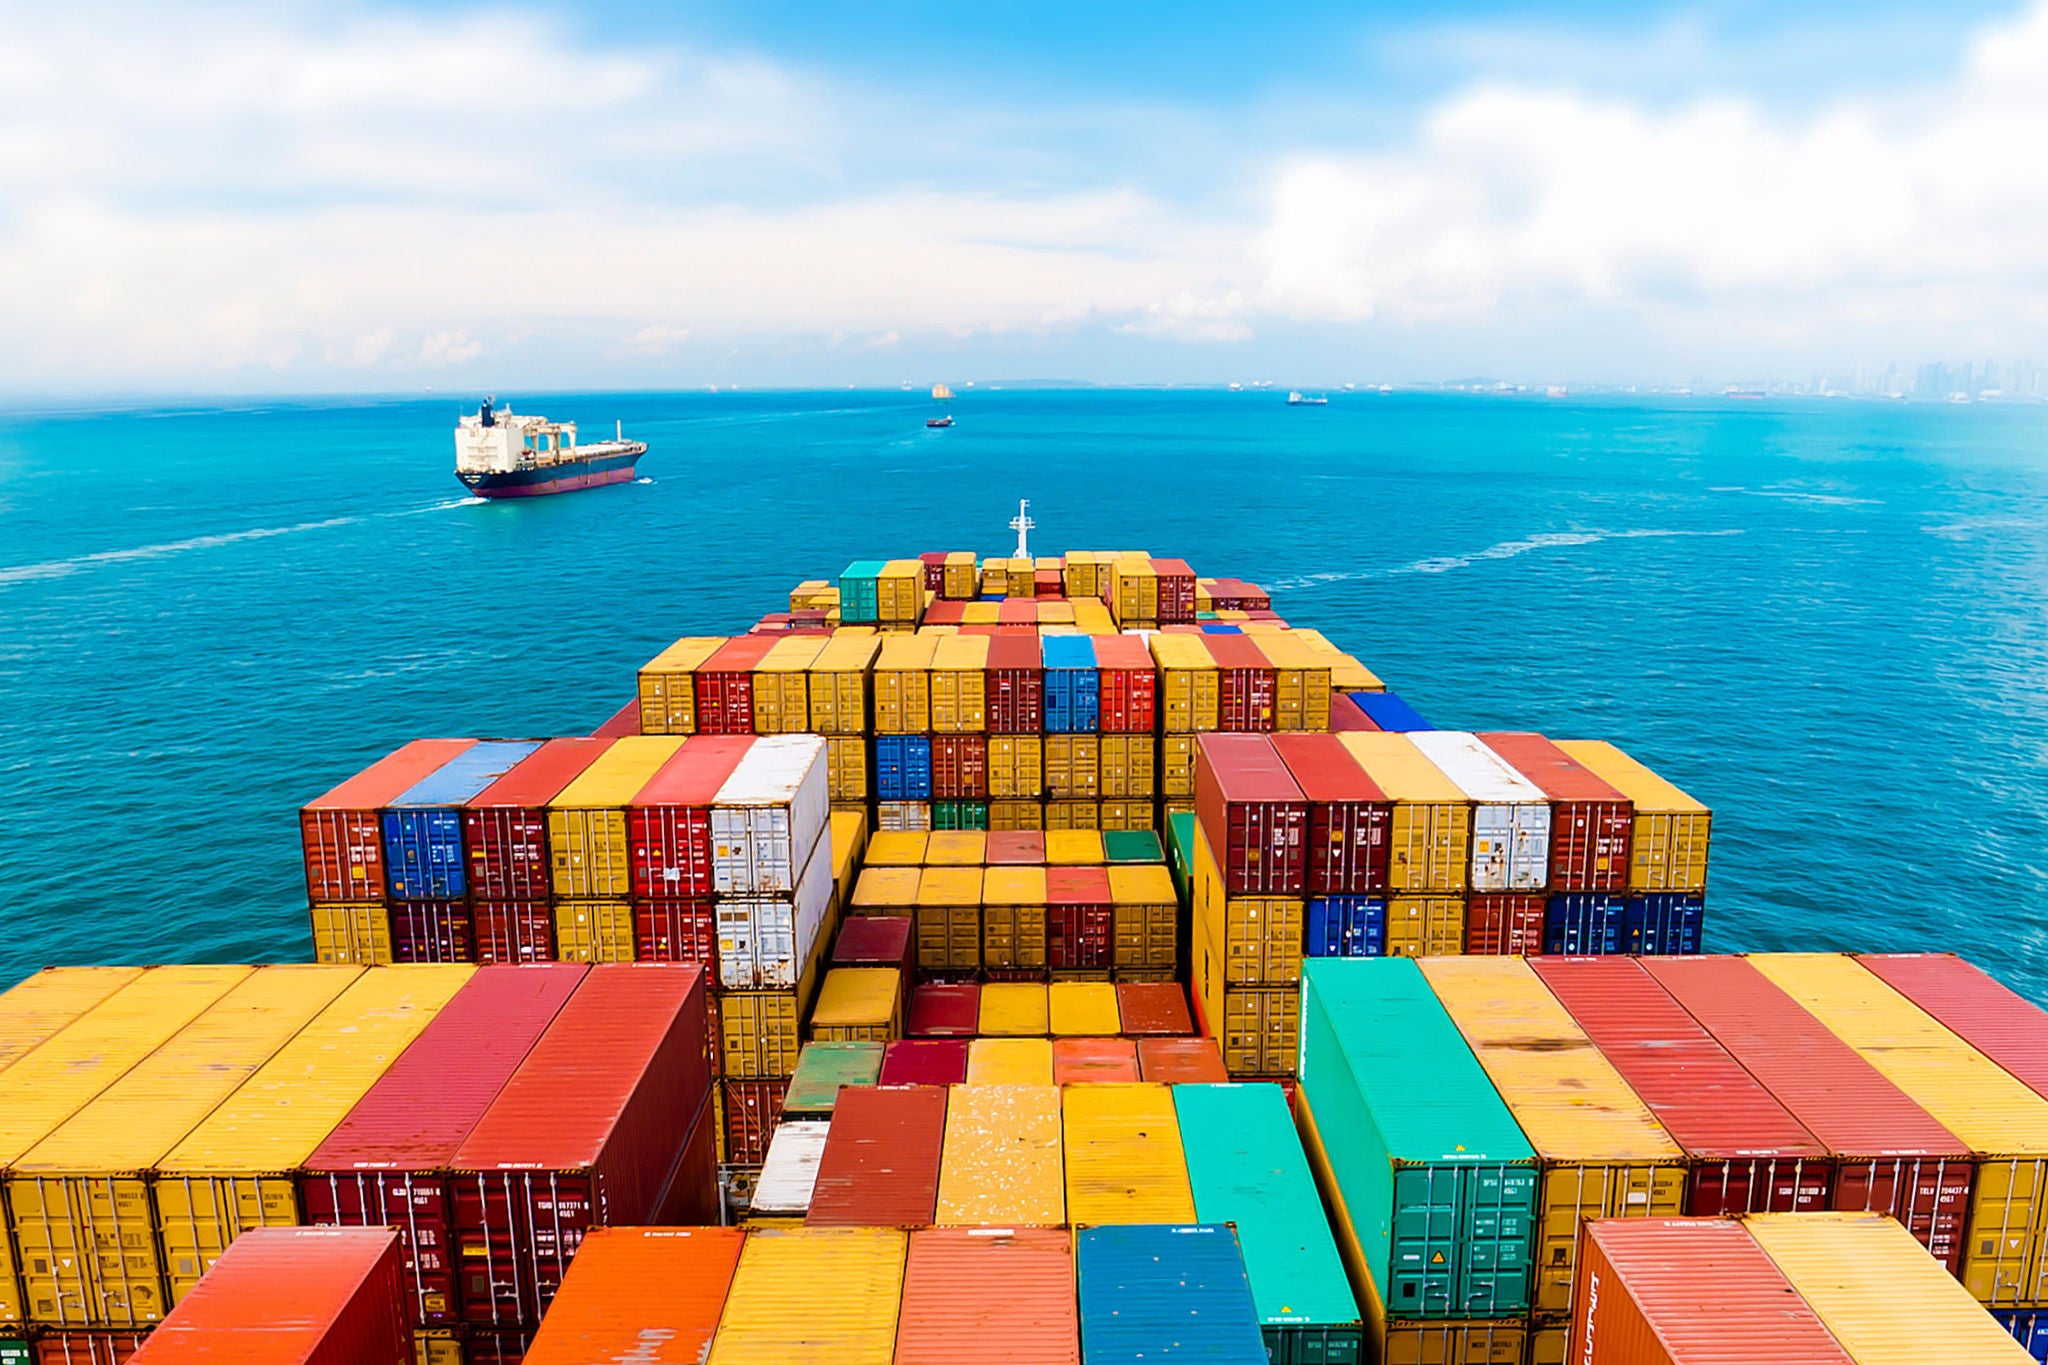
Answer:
[632,735,755,807]
[895,1228,1078,1365]
[919,551,948,566]
[1269,732,1387,804]
[1114,983,1193,1037]
[1052,1037,1140,1084]
[1643,956,1968,1158]
[1150,558,1195,577]
[1532,958,1827,1159]
[987,636,1042,669]
[1195,734,1305,805]
[1046,866,1112,903]
[306,739,477,811]
[908,983,981,1037]
[924,601,967,624]
[1478,732,1626,804]
[833,915,913,966]
[698,635,778,672]
[1089,635,1153,670]
[1328,693,1380,732]
[468,739,611,810]
[998,600,1036,624]
[1857,953,2048,1100]
[1201,634,1273,670]
[1135,1037,1229,1084]
[985,831,1048,864]
[879,1039,971,1086]
[805,1084,948,1227]
[134,1226,405,1362]
[588,704,640,740]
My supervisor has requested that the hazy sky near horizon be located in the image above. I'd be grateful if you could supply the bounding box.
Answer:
[5,0,2047,392]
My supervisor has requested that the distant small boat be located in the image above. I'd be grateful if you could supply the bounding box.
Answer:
[927,415,954,429]
[1286,391,1329,406]
[932,383,955,401]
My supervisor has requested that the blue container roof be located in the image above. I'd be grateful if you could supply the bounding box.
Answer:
[1077,1224,1267,1365]
[1040,635,1097,670]
[1200,624,1245,634]
[1350,690,1434,731]
[392,740,541,807]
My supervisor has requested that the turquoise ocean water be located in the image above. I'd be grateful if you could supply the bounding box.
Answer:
[2,390,2044,992]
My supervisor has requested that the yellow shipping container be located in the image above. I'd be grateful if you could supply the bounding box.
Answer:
[826,735,868,803]
[961,601,1001,625]
[872,635,938,734]
[877,560,925,622]
[810,969,903,1043]
[1287,628,1386,692]
[865,832,929,867]
[1382,1323,1526,1365]
[851,866,920,915]
[1191,823,1301,986]
[722,989,807,1080]
[1256,633,1334,731]
[307,903,392,965]
[1062,552,1106,600]
[1749,951,2048,1307]
[988,798,1045,831]
[788,580,828,611]
[709,1226,905,1365]
[548,736,686,898]
[980,561,1009,597]
[924,831,986,866]
[934,1085,1064,1226]
[154,965,472,1306]
[1554,740,1711,893]
[8,966,361,1329]
[917,624,959,638]
[1048,982,1121,1036]
[1418,957,1686,1317]
[552,901,635,963]
[637,637,726,734]
[1062,1083,1195,1224]
[987,735,1044,799]
[942,552,977,600]
[979,983,1050,1036]
[1161,734,1197,798]
[1385,897,1467,957]
[0,969,145,1076]
[1044,735,1100,800]
[1004,559,1036,600]
[1221,987,1299,1077]
[1746,1212,2035,1364]
[967,1038,1056,1086]
[1151,634,1219,732]
[1045,830,1104,864]
[915,868,982,974]
[1107,558,1159,626]
[1108,865,1177,974]
[981,867,1049,972]
[928,635,990,733]
[1071,599,1117,634]
[1039,602,1076,626]
[1045,800,1100,831]
[751,637,826,734]
[807,634,880,735]
[1097,735,1157,799]
[1339,733,1471,892]
[830,809,868,914]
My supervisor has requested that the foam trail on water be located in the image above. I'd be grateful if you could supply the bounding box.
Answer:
[1267,528,1744,591]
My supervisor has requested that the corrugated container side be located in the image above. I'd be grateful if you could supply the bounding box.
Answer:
[519,1227,743,1365]
[1061,1083,1194,1225]
[1552,740,1710,893]
[707,1226,904,1365]
[1271,733,1391,895]
[894,1227,1078,1365]
[806,1085,947,1227]
[628,736,756,900]
[548,738,685,899]
[384,742,542,900]
[1478,733,1632,893]
[1194,735,1308,895]
[637,638,725,733]
[1337,734,1470,893]
[462,740,610,902]
[301,740,477,902]
[1408,733,1551,893]
[1075,1225,1266,1365]
[710,736,830,895]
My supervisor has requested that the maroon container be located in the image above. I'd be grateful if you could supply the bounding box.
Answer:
[634,899,716,972]
[931,734,989,800]
[1193,735,1308,895]
[908,983,980,1037]
[984,831,1048,865]
[1644,956,1975,1270]
[450,964,714,1327]
[1135,1037,1229,1084]
[1465,894,1546,955]
[805,1085,948,1227]
[473,901,555,965]
[1270,732,1390,894]
[1047,866,1114,970]
[1857,953,2048,1101]
[1114,982,1193,1036]
[1480,733,1633,892]
[879,1039,971,1086]
[589,701,641,739]
[721,1079,789,1165]
[985,637,1044,733]
[1151,557,1197,624]
[389,901,474,964]
[1204,579,1271,611]
[301,964,588,1328]
[1328,693,1380,732]
[464,739,609,902]
[834,915,916,979]
[692,637,777,735]
[132,1227,412,1365]
[919,552,947,592]
[1092,635,1158,734]
[459,1331,529,1365]
[627,736,754,899]
[1205,635,1277,733]
[301,739,476,902]
[653,1099,720,1224]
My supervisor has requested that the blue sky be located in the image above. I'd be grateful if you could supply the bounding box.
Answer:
[2,0,2043,391]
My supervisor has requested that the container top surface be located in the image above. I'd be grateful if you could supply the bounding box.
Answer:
[1553,739,1707,814]
[641,635,726,672]
[916,867,983,905]
[880,1039,970,1086]
[1196,734,1306,804]
[136,1226,402,1342]
[391,740,542,808]
[468,738,610,809]
[785,1042,885,1112]
[1345,690,1430,730]
[1856,953,2048,1100]
[1477,732,1627,804]
[1040,635,1096,669]
[812,968,902,1026]
[812,633,882,670]
[1114,982,1192,1036]
[1052,1037,1141,1083]
[714,734,826,807]
[1091,634,1153,669]
[854,866,921,908]
[1048,982,1121,1036]
[985,830,1048,864]
[1336,732,1465,803]
[1202,633,1274,670]
[909,983,980,1035]
[1137,1036,1229,1084]
[806,1084,948,1227]
[864,831,928,865]
[987,635,1042,669]
[1075,1225,1266,1365]
[1046,865,1113,902]
[0,966,146,1076]
[923,831,987,865]
[894,1228,1079,1365]
[982,865,1049,901]
[521,1227,745,1365]
[967,1037,1055,1084]
[753,1120,830,1214]
[978,985,1050,1034]
[634,735,756,807]
[700,634,780,672]
[1045,830,1104,863]
[550,736,686,808]
[1148,633,1216,669]
[1269,731,1387,804]
[1408,731,1547,805]
[709,1226,906,1365]
[931,633,991,669]
[833,915,912,963]
[1100,830,1165,862]
[306,737,477,811]
[877,633,940,668]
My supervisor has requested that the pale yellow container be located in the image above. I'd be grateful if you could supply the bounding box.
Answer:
[1062,552,1105,600]
[924,832,987,866]
[1048,982,1121,1037]
[877,560,925,622]
[915,867,983,974]
[967,1038,1056,1086]
[1339,733,1471,892]
[0,969,145,1077]
[1098,735,1157,799]
[961,601,1001,625]
[1044,735,1101,800]
[308,903,392,966]
[935,1085,1064,1226]
[709,1225,905,1365]
[988,798,1045,831]
[1161,735,1197,798]
[1555,740,1711,893]
[978,983,1050,1036]
[1385,897,1467,957]
[637,636,726,734]
[865,831,929,867]
[751,636,826,734]
[1220,988,1300,1078]
[1062,1083,1195,1224]
[1071,599,1117,634]
[981,867,1049,971]
[929,635,990,733]
[826,735,868,803]
[1045,830,1104,865]
[553,900,636,963]
[721,988,806,1080]
[1419,956,1686,1315]
[942,552,977,600]
[1151,634,1219,732]
[851,866,921,915]
[810,968,903,1043]
[987,735,1044,799]
[1190,824,1301,987]
[807,634,881,735]
[829,809,868,911]
[1039,602,1076,626]
[1108,865,1177,974]
[789,580,830,611]
[154,966,471,1306]
[1256,633,1334,731]
[1108,558,1159,626]
[872,634,938,734]
[1287,628,1386,692]
[548,736,685,898]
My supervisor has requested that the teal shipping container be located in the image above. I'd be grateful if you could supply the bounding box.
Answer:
[1175,1082,1363,1365]
[1166,810,1197,905]
[1297,957,1538,1328]
[839,560,886,623]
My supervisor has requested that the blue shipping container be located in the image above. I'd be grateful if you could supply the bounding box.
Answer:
[1625,893,1704,955]
[875,734,933,801]
[1041,635,1100,734]
[1077,1225,1268,1365]
[383,739,539,898]
[1307,896,1387,957]
[1996,1311,2048,1363]
[838,559,885,623]
[1200,624,1245,634]
[1349,691,1434,732]
[1544,893,1626,954]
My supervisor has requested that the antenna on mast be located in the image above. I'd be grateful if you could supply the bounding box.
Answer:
[1009,499,1035,560]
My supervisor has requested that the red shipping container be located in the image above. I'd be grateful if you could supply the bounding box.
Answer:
[895,1227,1077,1365]
[465,739,609,902]
[1092,635,1158,734]
[302,965,587,1327]
[1114,982,1193,1036]
[985,831,1048,865]
[1480,733,1633,892]
[1205,579,1271,611]
[1151,557,1197,624]
[1047,866,1114,970]
[806,1085,948,1227]
[1206,635,1277,733]
[1157,623,1201,634]
[588,702,640,739]
[1328,692,1380,732]
[998,599,1036,625]
[1270,732,1390,894]
[1035,570,1064,594]
[986,637,1044,733]
[521,1227,743,1365]
[627,736,755,899]
[919,552,947,592]
[301,739,476,902]
[129,1227,411,1365]
[1052,1037,1140,1084]
[32,1333,149,1365]
[880,1039,971,1086]
[451,965,715,1327]
[634,899,716,972]
[908,983,980,1037]
[473,901,555,965]
[1644,956,1975,1270]
[1533,957,1832,1216]
[924,599,967,625]
[389,900,474,964]
[833,915,916,979]
[959,623,1001,637]
[692,637,777,735]
[931,733,990,800]
[1135,1037,1229,1084]
[460,1331,529,1365]
[1465,895,1546,955]
[653,1100,720,1224]
[1856,953,2048,1101]
[1194,735,1308,895]
[720,1079,787,1165]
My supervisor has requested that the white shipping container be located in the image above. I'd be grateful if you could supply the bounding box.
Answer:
[1410,731,1553,891]
[751,1120,830,1216]
[876,800,934,832]
[711,734,830,894]
[717,834,832,988]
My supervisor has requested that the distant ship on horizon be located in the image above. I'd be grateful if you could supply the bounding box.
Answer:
[454,400,647,498]
[1286,391,1329,406]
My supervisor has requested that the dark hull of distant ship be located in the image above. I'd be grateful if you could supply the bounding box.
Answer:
[457,445,646,499]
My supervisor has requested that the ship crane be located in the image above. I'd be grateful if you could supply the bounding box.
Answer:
[1010,499,1035,560]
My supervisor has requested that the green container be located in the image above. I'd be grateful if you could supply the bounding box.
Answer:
[1102,830,1165,864]
[0,1338,27,1365]
[782,1041,884,1118]
[933,800,989,830]
[1298,958,1538,1325]
[1166,810,1197,904]
[838,559,887,623]
[1176,1082,1364,1365]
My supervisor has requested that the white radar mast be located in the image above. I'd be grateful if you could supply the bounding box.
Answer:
[1010,499,1035,559]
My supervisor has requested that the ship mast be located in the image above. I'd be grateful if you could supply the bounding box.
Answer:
[1009,499,1035,560]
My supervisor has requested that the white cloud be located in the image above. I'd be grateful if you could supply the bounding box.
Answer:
[350,328,395,365]
[418,330,483,366]
[627,325,691,355]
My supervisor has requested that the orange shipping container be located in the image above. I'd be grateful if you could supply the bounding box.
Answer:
[893,1227,1079,1365]
[522,1228,744,1365]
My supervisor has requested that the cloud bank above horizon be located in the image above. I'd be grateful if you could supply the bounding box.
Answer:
[2,0,2045,391]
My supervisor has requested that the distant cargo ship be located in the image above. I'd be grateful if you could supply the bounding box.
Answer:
[455,400,647,498]
[1286,391,1328,406]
